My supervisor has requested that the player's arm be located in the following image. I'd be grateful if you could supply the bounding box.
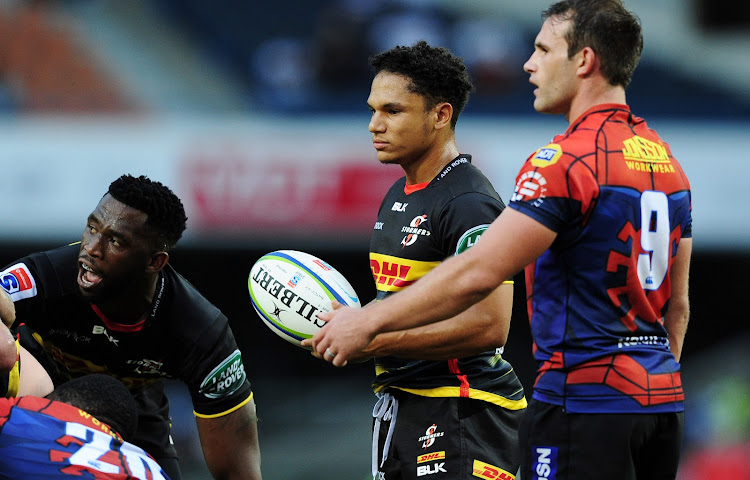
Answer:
[196,397,262,480]
[313,208,557,366]
[0,289,14,328]
[360,282,513,360]
[0,322,15,375]
[663,237,691,362]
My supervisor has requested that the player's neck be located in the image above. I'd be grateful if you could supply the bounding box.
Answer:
[566,83,627,124]
[403,140,459,185]
[93,274,161,325]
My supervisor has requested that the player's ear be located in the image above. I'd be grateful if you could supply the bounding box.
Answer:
[433,102,453,130]
[146,251,169,273]
[577,46,597,77]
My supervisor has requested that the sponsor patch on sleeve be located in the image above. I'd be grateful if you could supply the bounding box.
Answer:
[199,349,247,399]
[455,225,490,255]
[0,263,38,301]
[530,143,562,168]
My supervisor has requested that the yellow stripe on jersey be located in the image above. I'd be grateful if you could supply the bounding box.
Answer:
[370,253,440,293]
[194,391,254,419]
[388,385,527,410]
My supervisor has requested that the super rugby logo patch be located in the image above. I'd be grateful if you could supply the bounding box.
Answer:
[0,263,37,301]
[199,349,246,399]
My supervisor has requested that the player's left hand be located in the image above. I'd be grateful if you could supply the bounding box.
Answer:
[303,303,376,367]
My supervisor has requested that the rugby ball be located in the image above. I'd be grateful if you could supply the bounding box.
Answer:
[248,250,361,349]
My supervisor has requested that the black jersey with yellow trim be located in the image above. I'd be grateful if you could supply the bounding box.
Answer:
[0,243,252,420]
[370,154,526,409]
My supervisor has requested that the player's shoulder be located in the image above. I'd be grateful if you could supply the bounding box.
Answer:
[436,155,498,196]
[1,243,79,301]
[161,265,227,334]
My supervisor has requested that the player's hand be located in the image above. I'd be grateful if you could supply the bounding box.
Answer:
[304,303,377,367]
[302,301,376,364]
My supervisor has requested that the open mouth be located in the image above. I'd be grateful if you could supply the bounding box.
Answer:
[78,262,103,290]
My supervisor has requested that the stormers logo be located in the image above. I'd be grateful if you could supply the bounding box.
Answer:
[419,424,444,448]
[401,214,430,248]
[455,225,489,255]
[530,143,562,168]
[199,350,246,399]
[472,460,515,480]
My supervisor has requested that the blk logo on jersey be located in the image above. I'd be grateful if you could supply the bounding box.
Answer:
[417,462,447,476]
[392,202,408,212]
[92,326,119,346]
[531,446,557,480]
[401,214,430,248]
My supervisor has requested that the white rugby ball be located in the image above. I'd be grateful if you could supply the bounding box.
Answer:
[248,250,361,349]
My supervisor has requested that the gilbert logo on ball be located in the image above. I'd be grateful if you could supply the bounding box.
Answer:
[248,250,361,349]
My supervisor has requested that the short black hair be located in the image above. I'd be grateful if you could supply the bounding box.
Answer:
[47,374,138,440]
[544,0,643,87]
[107,174,188,251]
[369,40,474,129]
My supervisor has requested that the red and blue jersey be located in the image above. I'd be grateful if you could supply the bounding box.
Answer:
[0,396,169,479]
[509,104,692,413]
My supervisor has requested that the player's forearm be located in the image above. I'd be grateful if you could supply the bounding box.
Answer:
[0,323,17,374]
[0,290,15,328]
[664,300,689,362]
[367,323,497,360]
[365,285,512,360]
[366,251,496,336]
[664,238,692,363]
[197,402,263,480]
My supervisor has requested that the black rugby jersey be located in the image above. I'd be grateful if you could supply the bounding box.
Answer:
[0,244,252,456]
[370,154,526,410]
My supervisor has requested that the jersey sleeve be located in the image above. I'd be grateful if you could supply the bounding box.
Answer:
[179,316,253,418]
[437,192,504,256]
[508,143,599,233]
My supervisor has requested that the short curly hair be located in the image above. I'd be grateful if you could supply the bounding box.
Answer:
[369,40,474,129]
[107,174,187,251]
[47,374,138,441]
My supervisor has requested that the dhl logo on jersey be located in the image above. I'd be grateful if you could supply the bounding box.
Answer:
[417,451,446,464]
[622,135,675,173]
[530,143,562,168]
[472,460,515,480]
[370,253,440,293]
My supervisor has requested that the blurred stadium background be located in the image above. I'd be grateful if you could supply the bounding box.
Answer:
[0,0,748,478]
